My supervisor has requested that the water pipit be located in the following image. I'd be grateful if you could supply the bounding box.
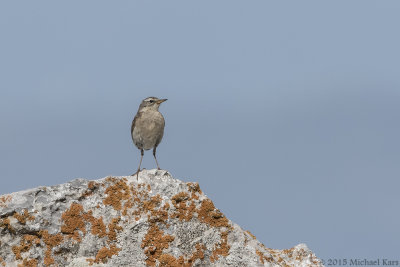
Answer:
[131,97,167,179]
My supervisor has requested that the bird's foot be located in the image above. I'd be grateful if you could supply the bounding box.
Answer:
[131,169,141,176]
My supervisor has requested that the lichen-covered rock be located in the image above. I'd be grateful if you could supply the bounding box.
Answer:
[0,169,323,267]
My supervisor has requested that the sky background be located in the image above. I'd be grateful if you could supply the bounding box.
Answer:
[1,0,399,262]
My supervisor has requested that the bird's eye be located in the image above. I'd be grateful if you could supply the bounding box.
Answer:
[149,100,154,103]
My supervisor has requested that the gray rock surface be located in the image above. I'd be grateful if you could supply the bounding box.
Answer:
[0,169,323,267]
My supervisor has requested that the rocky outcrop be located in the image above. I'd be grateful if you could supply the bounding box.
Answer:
[0,169,323,266]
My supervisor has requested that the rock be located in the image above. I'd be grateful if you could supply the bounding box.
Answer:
[0,169,323,267]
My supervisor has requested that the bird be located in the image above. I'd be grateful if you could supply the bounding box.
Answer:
[131,96,167,179]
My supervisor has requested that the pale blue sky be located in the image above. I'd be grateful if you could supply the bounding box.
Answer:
[1,0,399,261]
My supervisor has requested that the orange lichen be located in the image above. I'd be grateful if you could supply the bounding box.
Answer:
[103,178,130,210]
[282,247,294,258]
[263,249,289,267]
[88,181,98,190]
[256,249,274,264]
[122,198,133,216]
[130,185,169,226]
[171,192,189,203]
[90,217,107,238]
[256,250,264,264]
[136,183,224,266]
[0,217,14,233]
[0,257,4,267]
[60,200,123,241]
[11,235,41,262]
[81,210,107,238]
[80,181,100,199]
[210,231,230,263]
[130,183,152,216]
[87,245,121,265]
[198,199,230,228]
[148,202,170,224]
[17,258,38,267]
[107,217,123,242]
[159,254,181,267]
[0,195,12,208]
[141,225,175,266]
[158,242,206,267]
[245,230,257,240]
[39,230,64,266]
[59,200,124,265]
[184,243,206,267]
[60,203,86,241]
[13,209,35,225]
[1,177,238,266]
[61,202,120,242]
[187,182,202,200]
[170,192,197,221]
[83,216,123,265]
[143,195,162,211]
[128,179,234,265]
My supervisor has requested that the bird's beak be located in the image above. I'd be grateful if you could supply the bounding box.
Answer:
[157,99,168,104]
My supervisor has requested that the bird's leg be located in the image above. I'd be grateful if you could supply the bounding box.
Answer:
[132,149,144,180]
[153,147,161,170]
[137,149,144,179]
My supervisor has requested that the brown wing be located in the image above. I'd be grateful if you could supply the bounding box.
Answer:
[131,112,141,137]
[154,114,165,147]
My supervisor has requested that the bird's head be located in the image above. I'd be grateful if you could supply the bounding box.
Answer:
[138,97,167,111]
